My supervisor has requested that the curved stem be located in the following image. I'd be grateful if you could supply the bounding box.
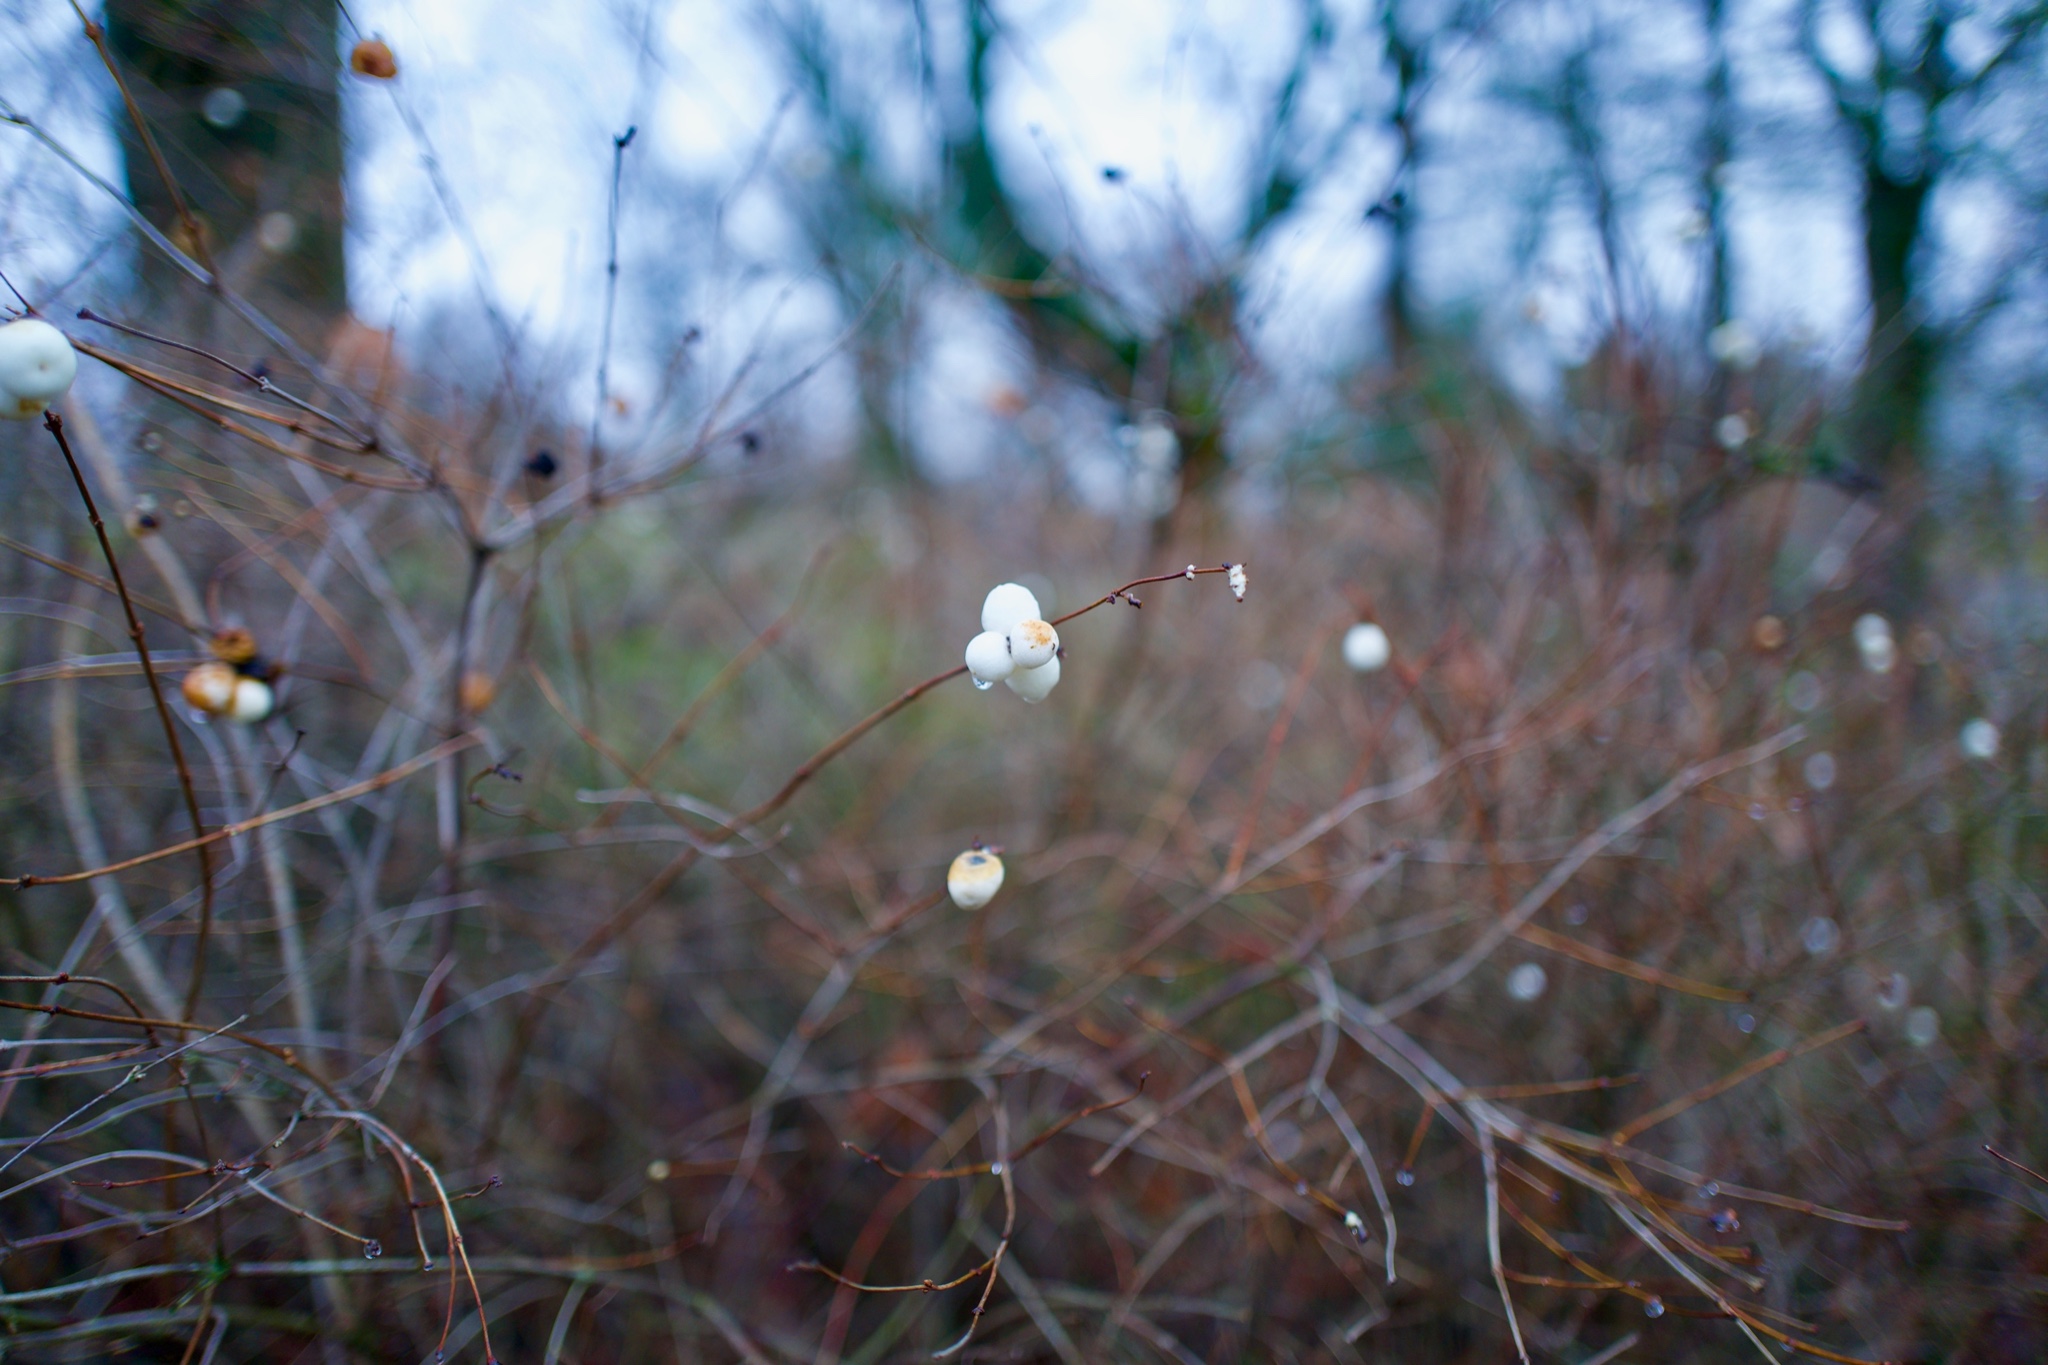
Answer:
[43,412,215,1022]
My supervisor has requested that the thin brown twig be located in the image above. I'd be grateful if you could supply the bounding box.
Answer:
[0,531,198,632]
[0,999,338,1102]
[1611,1020,1865,1145]
[42,413,215,1021]
[82,346,424,489]
[75,307,373,448]
[1220,618,1338,887]
[1512,921,1750,1001]
[1984,1144,2048,1190]
[842,1074,1149,1179]
[67,4,216,280]
[5,734,474,888]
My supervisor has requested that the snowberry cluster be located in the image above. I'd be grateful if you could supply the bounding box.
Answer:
[181,664,275,723]
[0,319,78,420]
[963,582,1062,702]
[180,630,277,724]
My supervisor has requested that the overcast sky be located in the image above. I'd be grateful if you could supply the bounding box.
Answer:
[5,0,2031,483]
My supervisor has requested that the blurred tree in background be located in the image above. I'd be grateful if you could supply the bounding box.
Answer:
[1801,0,2047,479]
[104,0,345,336]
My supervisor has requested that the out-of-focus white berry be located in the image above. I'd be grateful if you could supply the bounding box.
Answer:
[1787,670,1823,712]
[947,847,1005,909]
[1854,613,1896,673]
[964,630,1015,684]
[1004,652,1060,703]
[1801,915,1840,956]
[982,582,1041,634]
[1342,622,1390,672]
[180,662,238,716]
[0,319,79,419]
[1227,563,1247,600]
[1506,962,1547,1002]
[1903,1005,1940,1047]
[1707,319,1761,371]
[1713,413,1750,449]
[1008,618,1058,669]
[1960,718,1999,760]
[227,677,274,724]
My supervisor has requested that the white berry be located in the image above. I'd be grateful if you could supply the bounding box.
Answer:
[227,677,274,724]
[0,319,78,419]
[1004,653,1060,703]
[981,582,1041,634]
[1008,618,1058,669]
[964,630,1015,684]
[1342,622,1390,672]
[947,848,1005,909]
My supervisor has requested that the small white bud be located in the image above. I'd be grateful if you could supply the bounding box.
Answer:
[0,319,79,419]
[981,582,1042,634]
[1343,1210,1367,1242]
[1341,622,1390,672]
[227,676,274,724]
[964,630,1015,684]
[947,848,1005,909]
[1004,653,1060,703]
[1008,618,1058,669]
[1227,563,1247,600]
[1184,564,1197,580]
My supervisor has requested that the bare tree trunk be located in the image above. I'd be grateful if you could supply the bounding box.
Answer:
[104,0,346,343]
[1851,165,1934,477]
[1700,0,1733,334]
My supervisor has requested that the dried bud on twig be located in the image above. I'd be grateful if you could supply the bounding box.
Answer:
[210,627,258,666]
[460,671,497,714]
[350,38,398,79]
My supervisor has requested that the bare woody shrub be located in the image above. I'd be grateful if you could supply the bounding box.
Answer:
[0,15,2044,1365]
